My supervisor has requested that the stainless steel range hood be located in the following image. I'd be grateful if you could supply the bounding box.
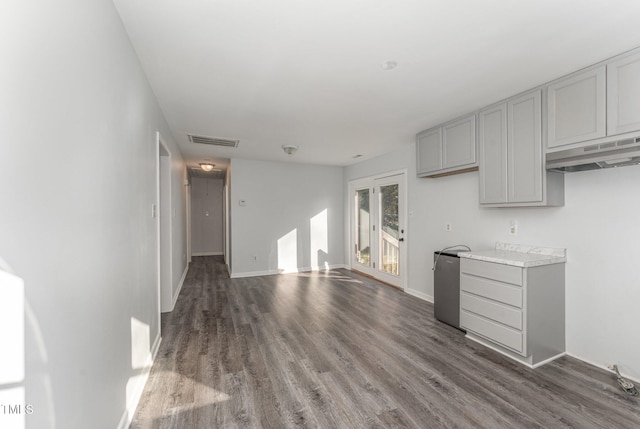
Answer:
[546,137,640,173]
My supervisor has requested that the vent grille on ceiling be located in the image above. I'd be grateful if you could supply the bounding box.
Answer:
[187,134,239,148]
[189,167,225,179]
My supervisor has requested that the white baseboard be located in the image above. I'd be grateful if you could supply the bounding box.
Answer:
[192,251,223,256]
[170,264,189,311]
[465,333,565,369]
[532,352,567,369]
[230,264,347,279]
[565,352,640,384]
[230,269,278,278]
[117,333,162,429]
[326,264,348,270]
[405,288,434,303]
[287,264,347,273]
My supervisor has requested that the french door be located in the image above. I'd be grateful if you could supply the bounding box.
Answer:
[351,171,406,288]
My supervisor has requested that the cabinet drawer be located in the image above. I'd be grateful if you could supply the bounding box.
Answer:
[461,310,523,353]
[461,273,522,308]
[461,292,522,330]
[460,258,522,286]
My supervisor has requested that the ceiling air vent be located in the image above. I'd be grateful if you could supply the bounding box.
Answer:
[187,134,239,148]
[188,167,225,179]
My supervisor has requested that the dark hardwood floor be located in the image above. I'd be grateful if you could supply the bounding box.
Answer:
[130,256,640,428]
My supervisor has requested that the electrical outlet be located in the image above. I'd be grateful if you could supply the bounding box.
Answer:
[252,256,257,261]
[509,220,518,236]
[445,222,452,232]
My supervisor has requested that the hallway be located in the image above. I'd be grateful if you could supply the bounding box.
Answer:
[130,256,640,428]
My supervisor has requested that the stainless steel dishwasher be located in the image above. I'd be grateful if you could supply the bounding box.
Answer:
[433,249,466,331]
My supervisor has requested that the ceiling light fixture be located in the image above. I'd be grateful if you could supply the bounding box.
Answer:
[381,60,398,70]
[282,144,299,155]
[199,162,215,172]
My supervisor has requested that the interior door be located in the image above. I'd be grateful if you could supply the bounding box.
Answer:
[350,172,406,289]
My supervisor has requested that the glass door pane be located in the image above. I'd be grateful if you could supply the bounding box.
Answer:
[355,188,371,266]
[379,184,399,276]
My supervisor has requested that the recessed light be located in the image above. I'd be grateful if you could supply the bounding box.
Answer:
[381,60,398,70]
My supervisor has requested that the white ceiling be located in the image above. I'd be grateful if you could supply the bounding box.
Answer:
[113,0,640,171]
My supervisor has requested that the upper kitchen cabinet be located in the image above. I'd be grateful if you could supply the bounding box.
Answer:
[478,104,508,203]
[607,51,640,135]
[443,115,476,168]
[416,128,442,175]
[508,91,543,203]
[547,48,640,151]
[416,114,477,177]
[547,66,606,149]
[479,90,564,207]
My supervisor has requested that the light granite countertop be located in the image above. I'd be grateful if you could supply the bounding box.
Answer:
[458,242,567,268]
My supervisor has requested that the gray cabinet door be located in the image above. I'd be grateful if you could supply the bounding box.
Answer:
[442,115,476,169]
[547,66,606,148]
[479,104,508,204]
[416,128,442,175]
[508,90,542,203]
[608,51,640,135]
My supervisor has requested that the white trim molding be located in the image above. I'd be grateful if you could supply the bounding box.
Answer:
[117,334,162,429]
[566,352,640,385]
[230,264,347,279]
[405,288,434,303]
[170,264,189,311]
[192,251,224,257]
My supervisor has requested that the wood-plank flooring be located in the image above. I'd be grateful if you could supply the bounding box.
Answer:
[130,256,640,428]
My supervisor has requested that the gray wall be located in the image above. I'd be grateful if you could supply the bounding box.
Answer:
[191,178,224,256]
[345,141,640,382]
[0,1,188,428]
[230,159,344,277]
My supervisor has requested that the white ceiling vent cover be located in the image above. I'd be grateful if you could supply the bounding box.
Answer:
[187,134,239,148]
[189,167,224,179]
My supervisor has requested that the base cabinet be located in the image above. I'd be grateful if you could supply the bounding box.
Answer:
[460,258,565,367]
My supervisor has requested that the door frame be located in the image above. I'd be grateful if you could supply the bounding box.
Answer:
[156,132,173,314]
[185,179,192,264]
[348,169,408,290]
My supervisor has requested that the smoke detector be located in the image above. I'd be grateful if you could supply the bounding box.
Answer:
[282,145,298,155]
